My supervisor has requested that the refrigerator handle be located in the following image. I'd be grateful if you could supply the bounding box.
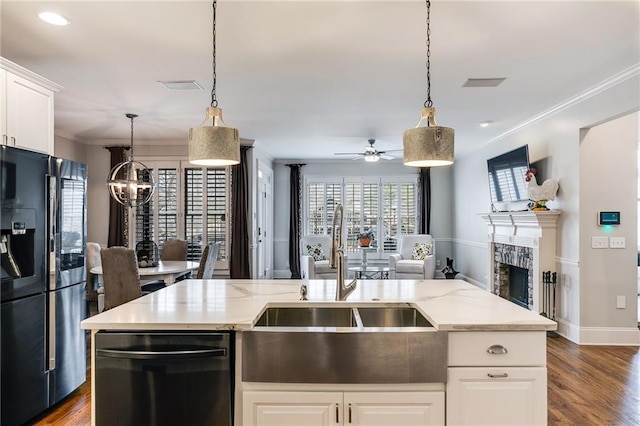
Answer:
[48,292,56,371]
[48,176,57,288]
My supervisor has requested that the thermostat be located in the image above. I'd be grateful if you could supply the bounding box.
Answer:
[598,211,620,226]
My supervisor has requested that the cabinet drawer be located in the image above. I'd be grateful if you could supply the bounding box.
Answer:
[448,331,546,367]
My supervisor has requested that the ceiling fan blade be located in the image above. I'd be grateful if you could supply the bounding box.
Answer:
[334,152,363,156]
[379,149,403,153]
[380,153,395,160]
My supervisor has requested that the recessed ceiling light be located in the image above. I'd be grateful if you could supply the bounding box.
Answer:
[158,80,203,91]
[480,121,492,127]
[38,11,70,26]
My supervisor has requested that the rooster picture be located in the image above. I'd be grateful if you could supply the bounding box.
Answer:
[525,168,558,210]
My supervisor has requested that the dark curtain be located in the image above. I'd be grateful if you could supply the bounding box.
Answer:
[419,167,431,234]
[106,146,129,247]
[230,146,252,278]
[286,164,305,278]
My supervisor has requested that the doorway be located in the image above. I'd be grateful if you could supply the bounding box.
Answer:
[257,161,273,279]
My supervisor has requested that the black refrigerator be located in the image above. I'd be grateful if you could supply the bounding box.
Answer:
[1,146,87,426]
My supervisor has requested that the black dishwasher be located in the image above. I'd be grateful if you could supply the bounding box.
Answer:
[95,331,233,426]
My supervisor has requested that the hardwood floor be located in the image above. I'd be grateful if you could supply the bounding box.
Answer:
[30,335,639,426]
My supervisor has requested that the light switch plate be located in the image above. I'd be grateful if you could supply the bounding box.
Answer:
[616,295,626,309]
[591,236,609,249]
[609,237,626,249]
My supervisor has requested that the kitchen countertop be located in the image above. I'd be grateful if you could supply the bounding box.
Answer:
[80,279,557,331]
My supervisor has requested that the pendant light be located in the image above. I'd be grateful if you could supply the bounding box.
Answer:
[188,0,240,166]
[107,113,155,207]
[403,0,454,167]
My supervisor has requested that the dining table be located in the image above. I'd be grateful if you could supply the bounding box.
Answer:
[90,260,199,286]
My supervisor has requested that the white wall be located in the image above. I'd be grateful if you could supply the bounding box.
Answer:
[451,71,640,344]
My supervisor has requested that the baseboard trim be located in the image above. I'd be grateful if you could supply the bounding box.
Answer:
[457,274,488,290]
[556,318,640,345]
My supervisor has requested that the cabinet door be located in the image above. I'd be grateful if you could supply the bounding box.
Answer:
[446,367,547,426]
[5,72,54,154]
[346,392,444,426]
[243,391,342,426]
[0,68,6,143]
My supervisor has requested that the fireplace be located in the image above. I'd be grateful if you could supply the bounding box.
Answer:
[480,211,560,313]
[494,243,534,309]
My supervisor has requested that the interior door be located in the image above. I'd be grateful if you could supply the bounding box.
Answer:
[256,162,273,279]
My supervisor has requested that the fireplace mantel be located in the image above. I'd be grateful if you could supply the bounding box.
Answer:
[479,210,561,312]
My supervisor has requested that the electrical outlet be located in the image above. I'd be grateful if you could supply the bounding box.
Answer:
[436,259,440,266]
[616,295,626,309]
[609,237,626,249]
[591,236,609,249]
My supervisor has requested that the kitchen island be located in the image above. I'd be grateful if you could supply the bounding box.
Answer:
[82,279,556,425]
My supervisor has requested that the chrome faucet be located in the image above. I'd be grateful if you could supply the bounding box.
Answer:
[329,203,357,301]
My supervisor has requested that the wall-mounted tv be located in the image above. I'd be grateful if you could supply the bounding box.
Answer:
[487,145,530,210]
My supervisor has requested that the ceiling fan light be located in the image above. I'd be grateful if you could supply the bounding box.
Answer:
[364,153,380,162]
[189,106,240,166]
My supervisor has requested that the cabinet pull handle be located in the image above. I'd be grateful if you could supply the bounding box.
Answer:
[2,135,6,145]
[10,136,16,146]
[487,344,508,355]
[488,372,509,378]
[348,403,352,423]
[336,404,339,423]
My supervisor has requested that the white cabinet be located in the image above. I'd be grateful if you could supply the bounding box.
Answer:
[446,331,547,426]
[447,367,547,426]
[243,391,444,426]
[0,58,60,154]
[346,392,445,426]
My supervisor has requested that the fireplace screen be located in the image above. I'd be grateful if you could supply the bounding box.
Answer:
[509,265,529,308]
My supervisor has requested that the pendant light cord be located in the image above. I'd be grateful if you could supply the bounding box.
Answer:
[211,0,218,108]
[424,0,433,108]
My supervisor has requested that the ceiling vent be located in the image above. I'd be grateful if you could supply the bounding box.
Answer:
[158,80,203,91]
[462,78,506,88]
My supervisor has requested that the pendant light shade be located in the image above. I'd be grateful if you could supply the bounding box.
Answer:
[189,107,240,166]
[107,114,155,207]
[403,107,454,167]
[188,0,240,166]
[403,0,454,168]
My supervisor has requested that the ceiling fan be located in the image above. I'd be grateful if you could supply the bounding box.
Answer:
[334,139,402,162]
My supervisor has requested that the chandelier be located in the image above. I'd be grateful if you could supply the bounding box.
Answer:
[403,0,454,167]
[188,0,240,166]
[107,113,155,207]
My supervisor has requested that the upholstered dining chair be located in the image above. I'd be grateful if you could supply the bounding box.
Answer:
[196,242,219,279]
[389,234,436,280]
[160,238,189,282]
[85,242,102,313]
[100,247,142,310]
[161,238,187,261]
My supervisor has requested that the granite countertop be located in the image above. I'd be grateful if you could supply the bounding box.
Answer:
[80,279,557,332]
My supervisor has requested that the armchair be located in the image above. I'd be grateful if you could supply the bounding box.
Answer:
[389,234,436,279]
[300,235,348,279]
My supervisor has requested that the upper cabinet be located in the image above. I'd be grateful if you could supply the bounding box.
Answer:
[1,57,62,155]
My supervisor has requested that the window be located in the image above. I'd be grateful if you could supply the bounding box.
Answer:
[304,176,418,258]
[130,160,230,268]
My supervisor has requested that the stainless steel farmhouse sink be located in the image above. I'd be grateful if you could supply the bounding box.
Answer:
[254,307,358,327]
[357,306,433,328]
[243,304,447,384]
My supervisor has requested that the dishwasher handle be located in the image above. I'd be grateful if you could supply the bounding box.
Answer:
[97,347,226,360]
